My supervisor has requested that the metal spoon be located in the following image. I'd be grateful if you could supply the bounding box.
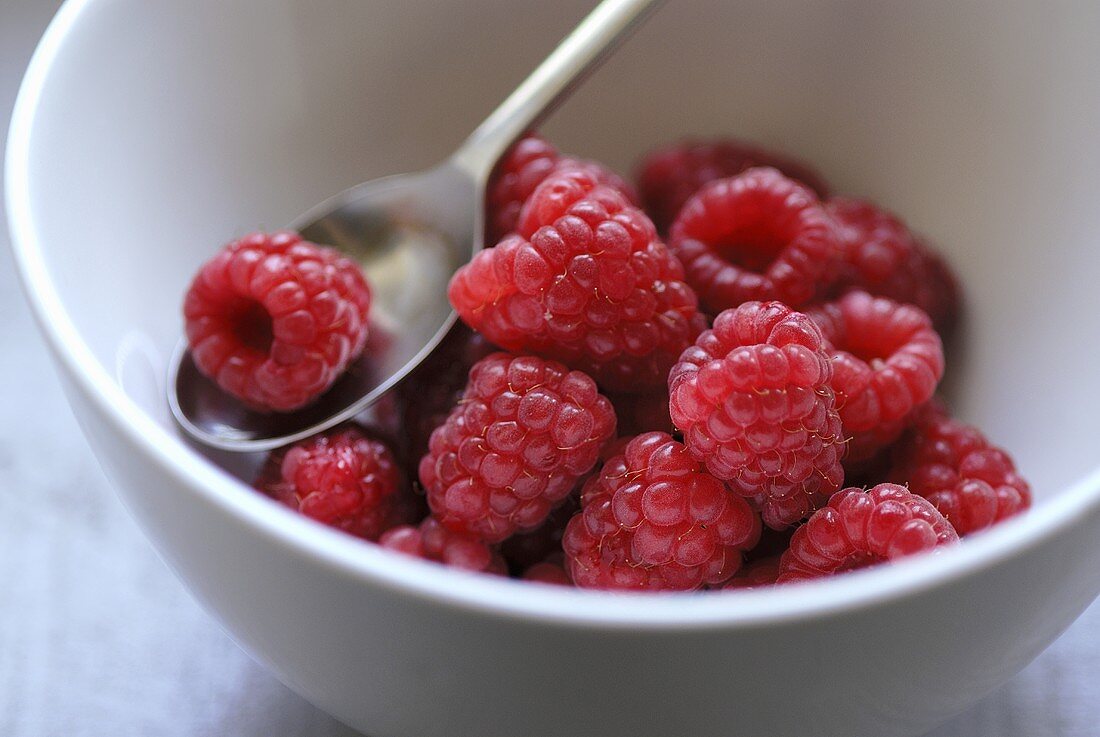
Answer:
[168,0,662,453]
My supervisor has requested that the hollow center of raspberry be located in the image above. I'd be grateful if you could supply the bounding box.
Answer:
[713,228,786,273]
[840,335,896,365]
[230,299,274,354]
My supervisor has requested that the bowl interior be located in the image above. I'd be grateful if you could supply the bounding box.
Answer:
[13,0,1100,511]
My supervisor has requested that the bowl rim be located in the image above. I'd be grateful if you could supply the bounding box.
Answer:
[9,0,1100,631]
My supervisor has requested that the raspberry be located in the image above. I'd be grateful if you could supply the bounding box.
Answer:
[522,555,572,586]
[486,133,638,243]
[380,517,506,574]
[563,432,761,591]
[668,168,843,313]
[715,556,781,590]
[255,426,401,541]
[668,302,845,529]
[827,198,961,333]
[636,138,831,233]
[419,353,616,543]
[183,230,371,411]
[807,291,944,461]
[778,483,958,582]
[889,402,1031,535]
[450,166,704,392]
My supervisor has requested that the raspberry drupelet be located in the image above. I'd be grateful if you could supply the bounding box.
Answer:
[255,426,401,541]
[636,138,831,233]
[486,133,637,243]
[889,402,1031,536]
[563,432,761,591]
[827,197,961,334]
[450,165,704,392]
[380,517,506,574]
[778,483,958,582]
[419,352,616,543]
[183,230,372,411]
[668,168,844,313]
[807,291,944,461]
[668,302,846,529]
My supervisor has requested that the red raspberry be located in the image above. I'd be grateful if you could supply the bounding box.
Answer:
[668,302,845,529]
[419,353,616,543]
[486,134,638,243]
[807,291,944,461]
[255,427,400,541]
[668,168,844,313]
[522,555,573,586]
[380,517,506,574]
[183,231,371,411]
[778,483,959,582]
[889,403,1031,536]
[827,198,961,333]
[450,166,704,392]
[636,138,831,233]
[563,432,761,591]
[715,556,781,590]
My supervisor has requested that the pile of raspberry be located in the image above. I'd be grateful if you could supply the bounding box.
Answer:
[184,134,1030,592]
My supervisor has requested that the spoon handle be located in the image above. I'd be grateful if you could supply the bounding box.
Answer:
[450,0,663,179]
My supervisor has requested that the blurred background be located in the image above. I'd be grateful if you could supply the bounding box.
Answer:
[1,2,1097,736]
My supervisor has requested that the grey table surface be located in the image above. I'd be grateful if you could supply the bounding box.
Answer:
[2,3,1098,736]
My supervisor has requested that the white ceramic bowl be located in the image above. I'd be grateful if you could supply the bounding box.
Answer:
[9,1,1100,735]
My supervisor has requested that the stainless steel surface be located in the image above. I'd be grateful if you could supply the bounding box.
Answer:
[168,0,662,452]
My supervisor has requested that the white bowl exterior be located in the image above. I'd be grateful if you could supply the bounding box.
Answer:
[54,367,1100,737]
[9,0,1100,735]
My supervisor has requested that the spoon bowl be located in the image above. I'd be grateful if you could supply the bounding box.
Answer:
[169,163,478,451]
